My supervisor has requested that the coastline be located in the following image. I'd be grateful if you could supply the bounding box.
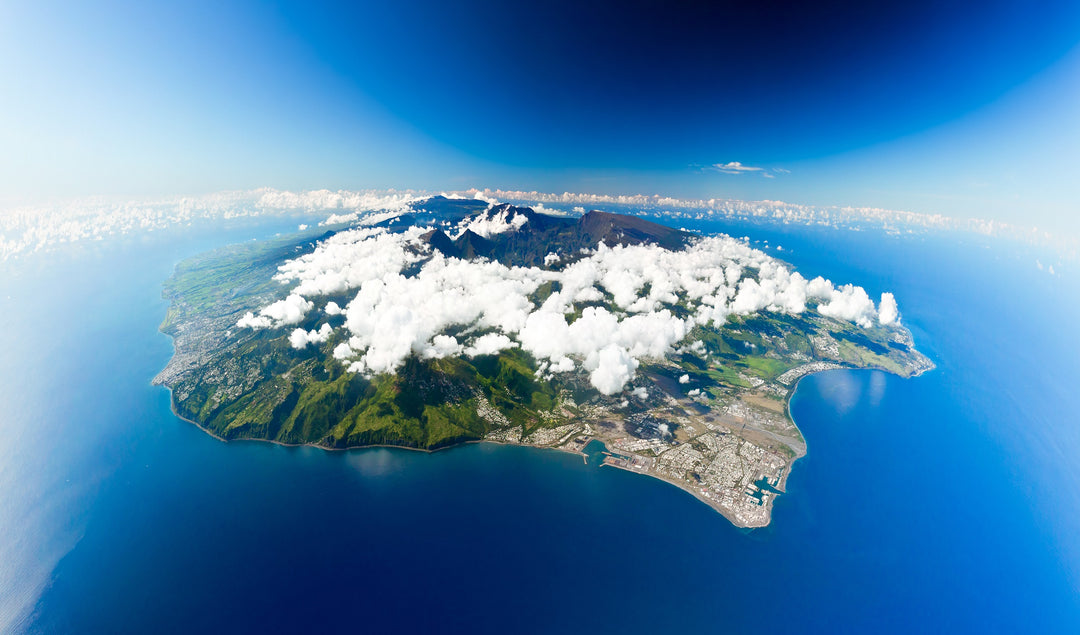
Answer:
[164,380,796,529]
[162,331,935,531]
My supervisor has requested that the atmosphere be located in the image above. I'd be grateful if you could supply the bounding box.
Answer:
[2,0,1079,233]
[5,3,1080,633]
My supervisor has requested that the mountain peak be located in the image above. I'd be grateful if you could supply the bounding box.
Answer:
[417,204,692,267]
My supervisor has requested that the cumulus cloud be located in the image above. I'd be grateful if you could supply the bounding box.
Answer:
[423,334,463,359]
[261,294,313,325]
[465,333,518,357]
[289,323,333,349]
[471,190,500,206]
[878,292,899,325]
[679,374,690,384]
[813,283,877,328]
[0,188,425,262]
[451,207,528,239]
[237,293,313,329]
[586,345,640,395]
[236,312,272,329]
[242,220,901,395]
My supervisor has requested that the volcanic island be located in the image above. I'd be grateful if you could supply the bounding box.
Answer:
[154,197,932,528]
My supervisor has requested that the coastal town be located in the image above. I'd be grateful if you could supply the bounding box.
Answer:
[480,365,811,528]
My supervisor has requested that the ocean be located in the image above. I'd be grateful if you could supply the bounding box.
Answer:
[2,214,1078,633]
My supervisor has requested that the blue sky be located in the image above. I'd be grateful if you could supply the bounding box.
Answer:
[2,0,1078,233]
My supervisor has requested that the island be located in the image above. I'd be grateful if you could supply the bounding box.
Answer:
[154,197,933,528]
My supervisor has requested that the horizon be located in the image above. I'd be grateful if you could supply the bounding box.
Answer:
[2,1,1078,235]
[3,186,1077,266]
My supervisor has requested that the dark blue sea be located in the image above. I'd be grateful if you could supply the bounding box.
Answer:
[2,214,1079,633]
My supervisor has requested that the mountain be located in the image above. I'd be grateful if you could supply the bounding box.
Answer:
[154,198,931,528]
[417,203,691,267]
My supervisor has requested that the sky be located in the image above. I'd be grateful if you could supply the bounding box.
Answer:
[2,0,1078,234]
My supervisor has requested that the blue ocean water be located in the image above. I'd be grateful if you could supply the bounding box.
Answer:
[2,216,1079,633]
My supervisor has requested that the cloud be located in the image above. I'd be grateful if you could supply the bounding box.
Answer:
[244,221,900,395]
[422,334,463,359]
[811,281,877,328]
[586,344,640,395]
[465,333,518,357]
[451,206,529,239]
[529,203,572,217]
[262,294,314,326]
[237,293,314,329]
[713,161,765,174]
[0,187,425,262]
[707,162,788,178]
[289,323,333,349]
[878,292,899,325]
[470,190,500,206]
[5,186,1069,264]
[236,312,272,329]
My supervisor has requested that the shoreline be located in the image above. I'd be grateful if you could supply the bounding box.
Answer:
[171,393,762,526]
[163,353,936,531]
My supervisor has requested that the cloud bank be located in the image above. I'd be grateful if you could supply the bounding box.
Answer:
[0,188,421,261]
[237,220,900,395]
[4,187,1072,263]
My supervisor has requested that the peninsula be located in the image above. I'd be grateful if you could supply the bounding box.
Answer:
[154,197,932,527]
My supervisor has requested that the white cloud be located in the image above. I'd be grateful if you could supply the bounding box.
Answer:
[813,283,877,328]
[713,161,765,174]
[422,334,463,359]
[236,312,272,329]
[678,340,707,357]
[878,292,899,325]
[451,206,529,239]
[289,323,333,349]
[471,190,500,206]
[3,186,1067,264]
[706,161,792,178]
[243,220,902,395]
[529,203,571,217]
[679,374,690,384]
[258,293,314,326]
[237,293,313,329]
[585,344,640,395]
[465,333,518,357]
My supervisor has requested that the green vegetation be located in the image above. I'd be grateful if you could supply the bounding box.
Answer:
[158,209,931,452]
